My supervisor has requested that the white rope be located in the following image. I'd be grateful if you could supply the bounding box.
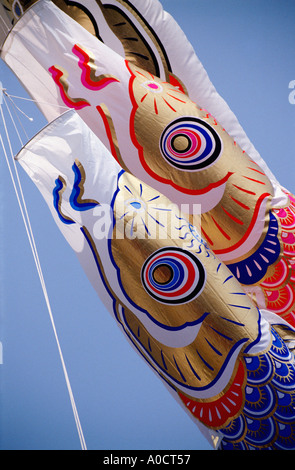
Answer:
[3,93,28,147]
[4,92,69,110]
[4,91,34,124]
[0,99,87,451]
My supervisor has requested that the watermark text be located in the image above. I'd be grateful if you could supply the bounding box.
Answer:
[288,80,295,104]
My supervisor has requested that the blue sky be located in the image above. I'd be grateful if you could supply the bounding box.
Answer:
[0,0,294,450]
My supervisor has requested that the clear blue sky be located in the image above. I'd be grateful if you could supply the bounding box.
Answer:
[0,0,294,450]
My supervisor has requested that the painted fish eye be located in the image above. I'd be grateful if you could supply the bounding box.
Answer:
[160,117,223,171]
[141,247,206,304]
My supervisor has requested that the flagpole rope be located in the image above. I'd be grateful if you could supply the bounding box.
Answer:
[4,91,69,110]
[0,99,87,451]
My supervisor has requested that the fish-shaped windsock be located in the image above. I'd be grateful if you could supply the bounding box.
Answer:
[0,0,283,189]
[2,0,294,327]
[0,0,277,170]
[16,110,295,450]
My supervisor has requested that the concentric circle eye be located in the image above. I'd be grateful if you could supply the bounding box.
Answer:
[160,117,222,171]
[141,247,206,304]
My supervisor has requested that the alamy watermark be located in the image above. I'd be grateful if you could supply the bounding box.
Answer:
[92,202,202,240]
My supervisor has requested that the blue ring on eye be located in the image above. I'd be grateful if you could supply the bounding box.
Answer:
[148,258,185,292]
[160,117,222,171]
[141,247,206,304]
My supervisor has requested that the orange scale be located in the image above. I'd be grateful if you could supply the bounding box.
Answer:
[178,361,245,428]
[287,192,295,207]
[282,231,295,257]
[275,206,295,230]
[261,258,290,289]
[265,284,295,315]
[290,259,295,283]
[282,310,295,327]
